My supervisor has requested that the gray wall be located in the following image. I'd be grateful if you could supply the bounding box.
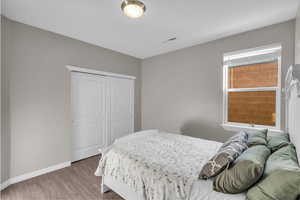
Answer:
[296,4,300,64]
[0,12,2,185]
[142,20,295,142]
[1,17,142,182]
[1,16,8,184]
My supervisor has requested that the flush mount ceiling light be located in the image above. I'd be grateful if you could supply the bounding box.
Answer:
[121,0,146,19]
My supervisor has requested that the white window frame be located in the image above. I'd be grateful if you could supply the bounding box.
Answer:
[222,44,283,133]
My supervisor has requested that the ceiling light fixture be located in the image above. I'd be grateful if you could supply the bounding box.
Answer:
[121,0,146,19]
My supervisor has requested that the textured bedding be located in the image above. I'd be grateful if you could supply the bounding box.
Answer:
[95,130,245,200]
[190,179,245,200]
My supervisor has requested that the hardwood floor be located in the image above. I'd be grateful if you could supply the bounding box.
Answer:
[1,156,124,200]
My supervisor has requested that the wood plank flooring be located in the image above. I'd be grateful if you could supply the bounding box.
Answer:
[1,156,124,200]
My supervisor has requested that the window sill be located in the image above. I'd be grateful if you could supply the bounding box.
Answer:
[221,123,285,134]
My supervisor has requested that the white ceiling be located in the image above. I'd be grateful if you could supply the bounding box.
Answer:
[2,0,299,59]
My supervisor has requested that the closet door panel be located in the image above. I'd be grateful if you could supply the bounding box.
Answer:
[108,77,134,144]
[71,72,106,162]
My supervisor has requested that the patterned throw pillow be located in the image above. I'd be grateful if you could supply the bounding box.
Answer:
[199,132,248,179]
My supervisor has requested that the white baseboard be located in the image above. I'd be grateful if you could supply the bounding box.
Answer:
[0,161,71,191]
[0,180,10,191]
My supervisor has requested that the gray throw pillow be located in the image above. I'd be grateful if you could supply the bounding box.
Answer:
[199,132,248,179]
[267,133,291,153]
[247,170,300,200]
[220,131,248,148]
[213,145,270,194]
[245,129,268,147]
[264,144,300,176]
[247,144,300,200]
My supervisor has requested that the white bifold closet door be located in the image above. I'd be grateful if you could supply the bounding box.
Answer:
[71,72,134,162]
[107,77,134,145]
[71,72,107,162]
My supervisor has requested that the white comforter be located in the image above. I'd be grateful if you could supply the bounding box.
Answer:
[95,130,244,200]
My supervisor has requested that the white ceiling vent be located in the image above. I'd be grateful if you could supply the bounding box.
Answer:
[163,37,177,43]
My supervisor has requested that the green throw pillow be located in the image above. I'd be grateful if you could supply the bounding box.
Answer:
[246,129,268,147]
[247,170,300,200]
[264,144,299,176]
[213,145,270,194]
[247,144,300,200]
[267,133,290,152]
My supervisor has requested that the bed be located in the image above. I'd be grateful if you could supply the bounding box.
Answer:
[95,65,300,200]
[95,130,245,200]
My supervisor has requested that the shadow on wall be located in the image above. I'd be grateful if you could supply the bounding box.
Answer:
[180,119,234,143]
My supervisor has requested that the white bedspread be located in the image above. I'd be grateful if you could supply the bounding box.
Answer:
[190,179,245,200]
[95,130,244,200]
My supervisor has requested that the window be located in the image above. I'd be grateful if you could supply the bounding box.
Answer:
[223,44,282,131]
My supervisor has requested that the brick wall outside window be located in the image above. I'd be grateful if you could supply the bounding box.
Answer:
[228,61,277,126]
[229,61,278,88]
[228,91,276,126]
